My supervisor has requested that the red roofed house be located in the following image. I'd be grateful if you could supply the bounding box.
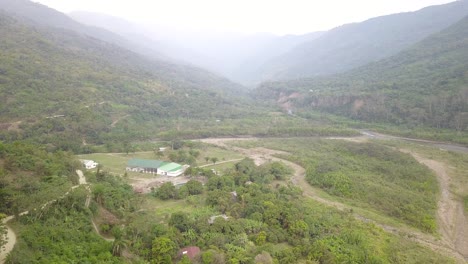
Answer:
[178,246,201,261]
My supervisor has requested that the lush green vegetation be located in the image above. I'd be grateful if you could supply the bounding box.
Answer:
[0,6,361,153]
[0,141,79,214]
[380,140,468,214]
[256,15,468,139]
[0,139,454,263]
[7,188,123,264]
[0,1,465,262]
[0,142,129,263]
[231,139,439,233]
[132,159,451,263]
[0,11,265,152]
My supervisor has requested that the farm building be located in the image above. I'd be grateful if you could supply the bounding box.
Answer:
[126,159,165,173]
[81,160,98,169]
[178,246,201,261]
[157,162,185,177]
[126,159,186,176]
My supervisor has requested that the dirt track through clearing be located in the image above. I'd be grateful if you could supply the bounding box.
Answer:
[403,151,468,260]
[200,137,467,263]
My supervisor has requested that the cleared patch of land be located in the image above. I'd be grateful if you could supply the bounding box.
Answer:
[77,145,244,193]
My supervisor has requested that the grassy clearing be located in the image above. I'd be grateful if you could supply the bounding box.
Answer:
[199,160,241,172]
[300,199,454,264]
[381,140,468,213]
[131,194,216,228]
[78,145,244,176]
[232,138,439,233]
[194,144,245,166]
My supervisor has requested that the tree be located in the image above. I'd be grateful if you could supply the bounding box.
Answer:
[172,140,184,150]
[202,249,225,264]
[182,228,197,244]
[112,237,128,257]
[211,157,219,164]
[269,161,291,180]
[169,212,190,232]
[93,184,105,205]
[155,182,176,200]
[178,255,192,264]
[205,157,210,163]
[152,236,177,264]
[189,149,200,158]
[235,158,256,175]
[185,180,203,195]
[256,231,267,246]
[255,252,273,264]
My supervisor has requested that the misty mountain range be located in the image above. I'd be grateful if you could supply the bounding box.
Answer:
[70,1,468,85]
[0,0,467,144]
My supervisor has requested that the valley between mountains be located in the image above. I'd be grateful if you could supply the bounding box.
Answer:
[1,0,467,263]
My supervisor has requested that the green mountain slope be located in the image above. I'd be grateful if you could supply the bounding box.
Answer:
[0,12,253,150]
[0,0,169,61]
[256,15,468,133]
[255,0,468,82]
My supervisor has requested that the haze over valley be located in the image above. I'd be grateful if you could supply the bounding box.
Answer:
[0,0,467,263]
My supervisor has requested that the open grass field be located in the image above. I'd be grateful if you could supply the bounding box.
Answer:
[194,144,245,166]
[77,144,245,177]
[129,194,217,231]
[381,140,468,214]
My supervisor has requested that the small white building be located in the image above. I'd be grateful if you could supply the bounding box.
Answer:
[81,160,98,169]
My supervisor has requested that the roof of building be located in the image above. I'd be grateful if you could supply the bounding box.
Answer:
[81,160,97,165]
[178,246,201,260]
[158,162,183,172]
[127,159,167,169]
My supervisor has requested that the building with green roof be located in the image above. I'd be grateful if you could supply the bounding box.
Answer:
[157,162,184,177]
[126,159,185,176]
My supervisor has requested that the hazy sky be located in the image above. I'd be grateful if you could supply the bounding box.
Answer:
[34,0,456,35]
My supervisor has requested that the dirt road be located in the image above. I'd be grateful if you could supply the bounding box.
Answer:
[403,151,468,260]
[200,137,467,263]
[198,158,244,168]
[0,216,16,264]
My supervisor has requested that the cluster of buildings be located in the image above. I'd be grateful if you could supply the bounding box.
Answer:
[80,158,187,177]
[126,158,187,177]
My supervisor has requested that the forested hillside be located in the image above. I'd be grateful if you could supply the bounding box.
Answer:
[254,0,468,82]
[0,11,256,151]
[256,15,468,136]
[0,0,169,61]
